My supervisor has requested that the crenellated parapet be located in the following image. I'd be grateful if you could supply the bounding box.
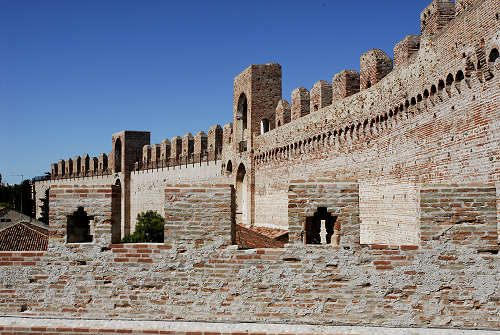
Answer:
[332,70,360,102]
[181,133,194,162]
[275,100,291,128]
[360,49,393,90]
[310,80,332,112]
[50,152,111,179]
[420,0,455,37]
[170,136,182,162]
[207,125,223,161]
[194,131,207,156]
[160,139,171,162]
[131,123,226,171]
[291,87,310,121]
[394,35,421,69]
[81,154,90,175]
[44,0,499,182]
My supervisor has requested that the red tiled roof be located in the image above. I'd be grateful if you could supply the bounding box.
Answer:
[0,222,48,251]
[235,224,288,249]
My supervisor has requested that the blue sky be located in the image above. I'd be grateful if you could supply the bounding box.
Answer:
[0,0,432,184]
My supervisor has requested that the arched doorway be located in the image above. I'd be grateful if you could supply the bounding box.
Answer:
[226,160,233,176]
[67,207,93,243]
[114,138,122,173]
[237,93,248,130]
[235,164,248,226]
[111,179,122,243]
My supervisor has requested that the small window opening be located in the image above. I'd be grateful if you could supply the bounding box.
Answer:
[456,70,465,82]
[431,85,437,95]
[314,104,319,111]
[438,80,445,91]
[304,207,338,245]
[277,120,281,127]
[237,94,248,130]
[446,73,454,87]
[260,119,270,134]
[366,81,371,88]
[67,207,93,243]
[489,48,499,64]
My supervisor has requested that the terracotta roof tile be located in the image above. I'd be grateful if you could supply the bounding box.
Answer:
[0,222,48,251]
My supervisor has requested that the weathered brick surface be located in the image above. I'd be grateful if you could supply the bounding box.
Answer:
[1,316,497,335]
[0,197,497,329]
[359,181,420,246]
[26,0,500,331]
[164,183,232,245]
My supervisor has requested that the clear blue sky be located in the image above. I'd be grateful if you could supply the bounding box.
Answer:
[0,0,432,184]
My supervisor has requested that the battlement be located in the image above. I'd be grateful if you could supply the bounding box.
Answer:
[133,124,225,172]
[420,0,455,36]
[51,153,112,179]
[27,0,500,330]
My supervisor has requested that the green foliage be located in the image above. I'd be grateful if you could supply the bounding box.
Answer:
[0,180,33,216]
[121,210,165,243]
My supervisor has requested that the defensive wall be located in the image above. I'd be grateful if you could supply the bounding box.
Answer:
[13,0,500,332]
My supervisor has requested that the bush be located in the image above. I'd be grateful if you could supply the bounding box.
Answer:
[122,210,165,243]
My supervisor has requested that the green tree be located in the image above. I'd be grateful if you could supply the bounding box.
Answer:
[0,179,33,216]
[122,210,165,243]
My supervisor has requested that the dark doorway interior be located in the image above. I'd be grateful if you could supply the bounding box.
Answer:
[305,207,337,244]
[67,207,93,243]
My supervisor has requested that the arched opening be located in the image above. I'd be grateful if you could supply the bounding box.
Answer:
[260,119,270,134]
[438,79,445,92]
[446,73,454,87]
[114,139,122,173]
[304,207,338,245]
[111,179,122,243]
[237,94,248,130]
[366,81,371,89]
[235,164,248,226]
[456,70,465,82]
[424,89,429,99]
[489,48,499,64]
[67,207,93,243]
[226,160,233,176]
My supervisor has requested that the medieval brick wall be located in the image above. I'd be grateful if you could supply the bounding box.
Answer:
[359,181,420,246]
[253,0,499,230]
[1,317,497,335]
[1,180,498,329]
[129,162,226,232]
[164,183,232,245]
[22,0,500,331]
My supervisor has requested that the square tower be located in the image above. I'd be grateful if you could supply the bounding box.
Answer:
[233,63,282,151]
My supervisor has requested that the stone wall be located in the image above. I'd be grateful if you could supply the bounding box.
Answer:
[252,0,499,229]
[164,183,233,245]
[34,175,114,221]
[0,211,497,329]
[0,317,498,335]
[359,181,420,246]
[129,161,226,231]
[420,184,497,249]
[287,180,359,246]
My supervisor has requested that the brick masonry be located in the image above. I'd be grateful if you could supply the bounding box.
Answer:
[24,0,500,331]
[1,316,498,335]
